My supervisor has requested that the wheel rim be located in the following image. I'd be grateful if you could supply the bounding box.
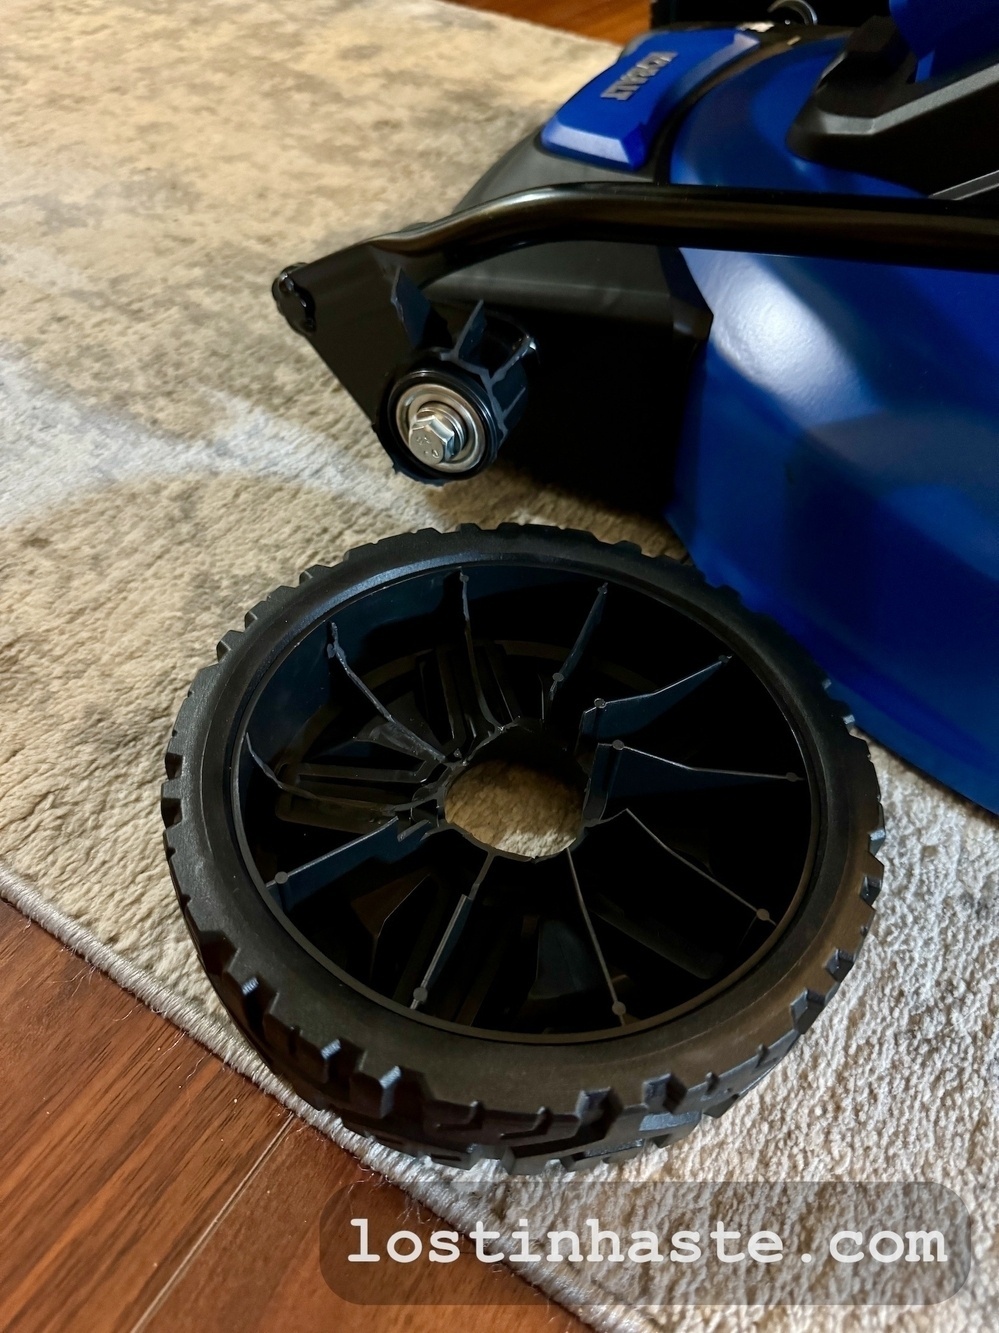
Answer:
[230,555,817,1042]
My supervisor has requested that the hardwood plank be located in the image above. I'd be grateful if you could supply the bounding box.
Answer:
[0,896,26,952]
[457,0,648,42]
[0,898,589,1332]
[142,1125,587,1333]
[0,899,292,1333]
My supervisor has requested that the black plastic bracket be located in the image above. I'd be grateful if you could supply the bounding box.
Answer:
[788,17,999,194]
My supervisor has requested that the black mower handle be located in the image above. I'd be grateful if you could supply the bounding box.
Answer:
[371,181,999,281]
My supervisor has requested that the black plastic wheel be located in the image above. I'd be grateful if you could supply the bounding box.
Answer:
[162,525,883,1172]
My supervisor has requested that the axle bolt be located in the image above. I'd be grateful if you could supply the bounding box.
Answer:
[394,377,491,474]
[408,404,467,466]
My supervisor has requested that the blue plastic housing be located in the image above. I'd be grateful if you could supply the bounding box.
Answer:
[540,29,758,169]
[542,25,999,812]
[893,0,999,79]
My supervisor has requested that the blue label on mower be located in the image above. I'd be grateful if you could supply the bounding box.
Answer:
[541,29,759,170]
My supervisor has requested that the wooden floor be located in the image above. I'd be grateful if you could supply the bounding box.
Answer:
[1,3,645,1330]
[0,899,589,1332]
[460,0,646,41]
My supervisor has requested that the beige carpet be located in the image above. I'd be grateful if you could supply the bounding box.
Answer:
[1,1,997,1328]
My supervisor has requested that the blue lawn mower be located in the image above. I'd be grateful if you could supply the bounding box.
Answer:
[163,0,997,1170]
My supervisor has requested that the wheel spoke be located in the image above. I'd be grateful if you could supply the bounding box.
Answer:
[566,850,628,1025]
[578,656,729,745]
[585,887,725,980]
[460,571,502,731]
[477,640,526,727]
[570,819,726,981]
[413,570,522,747]
[327,621,445,763]
[276,793,415,834]
[347,830,487,999]
[625,809,772,922]
[522,916,602,1014]
[410,852,495,1009]
[418,645,471,756]
[289,759,436,803]
[549,583,607,703]
[266,817,435,912]
[422,855,612,1030]
[246,734,435,835]
[583,740,801,822]
[451,928,513,1028]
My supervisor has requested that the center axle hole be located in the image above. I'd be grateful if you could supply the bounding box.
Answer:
[445,759,583,858]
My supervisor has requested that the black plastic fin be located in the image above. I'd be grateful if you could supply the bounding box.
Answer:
[625,809,771,921]
[327,621,445,764]
[268,819,432,912]
[585,888,724,981]
[449,301,488,362]
[410,853,495,1009]
[389,268,441,349]
[460,572,502,730]
[584,740,800,822]
[566,850,628,1026]
[550,583,607,702]
[579,656,729,744]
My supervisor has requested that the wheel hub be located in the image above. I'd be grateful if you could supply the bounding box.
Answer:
[232,556,816,1040]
